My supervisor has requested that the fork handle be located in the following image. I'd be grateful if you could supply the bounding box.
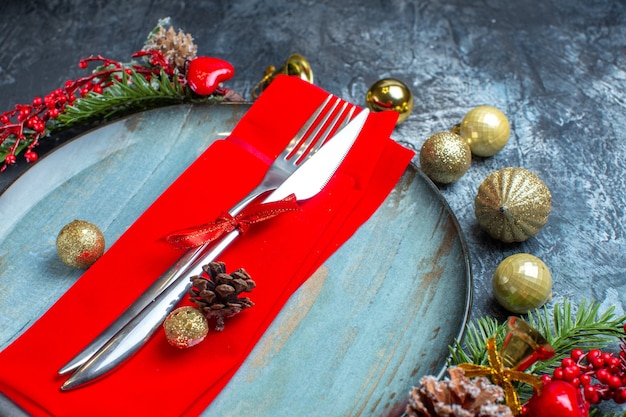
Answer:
[60,228,241,390]
[58,187,270,376]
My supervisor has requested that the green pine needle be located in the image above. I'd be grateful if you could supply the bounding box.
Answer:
[449,298,626,372]
[53,68,217,131]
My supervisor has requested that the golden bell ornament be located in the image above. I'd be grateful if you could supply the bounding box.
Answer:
[499,316,555,371]
[56,219,105,269]
[456,106,510,157]
[419,132,471,184]
[365,78,413,124]
[251,53,313,99]
[475,167,551,243]
[493,253,552,314]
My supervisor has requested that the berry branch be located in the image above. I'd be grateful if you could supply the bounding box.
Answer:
[0,19,237,172]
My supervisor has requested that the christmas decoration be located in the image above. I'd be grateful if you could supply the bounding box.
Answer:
[420,131,472,184]
[458,336,545,414]
[523,380,589,417]
[165,194,300,250]
[189,261,256,331]
[163,306,209,349]
[455,106,510,157]
[365,78,413,124]
[56,219,105,269]
[186,57,235,96]
[474,167,551,243]
[142,19,197,71]
[0,18,237,171]
[449,300,626,416]
[492,254,552,314]
[251,53,313,99]
[406,366,514,417]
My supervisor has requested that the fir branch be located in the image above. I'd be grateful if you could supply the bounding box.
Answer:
[53,69,214,130]
[449,299,626,372]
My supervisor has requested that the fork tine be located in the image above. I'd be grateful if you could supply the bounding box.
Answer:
[283,95,333,155]
[306,104,356,157]
[288,97,342,161]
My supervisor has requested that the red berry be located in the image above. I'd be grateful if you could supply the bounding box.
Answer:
[571,349,585,361]
[32,97,43,107]
[186,57,234,96]
[583,385,596,400]
[596,368,610,383]
[580,374,592,386]
[614,388,626,404]
[563,358,576,368]
[607,375,622,389]
[564,365,581,381]
[24,151,38,163]
[554,367,564,380]
[4,154,16,165]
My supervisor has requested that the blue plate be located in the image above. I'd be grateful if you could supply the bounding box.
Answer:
[0,103,471,416]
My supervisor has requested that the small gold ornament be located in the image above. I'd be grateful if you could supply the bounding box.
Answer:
[56,219,105,269]
[419,132,472,184]
[457,106,510,157]
[492,254,552,314]
[474,167,551,243]
[163,306,209,349]
[365,78,413,124]
[251,53,314,99]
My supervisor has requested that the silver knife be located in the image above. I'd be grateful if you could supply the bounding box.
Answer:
[60,108,369,390]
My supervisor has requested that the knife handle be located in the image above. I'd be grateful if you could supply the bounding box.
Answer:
[61,229,241,390]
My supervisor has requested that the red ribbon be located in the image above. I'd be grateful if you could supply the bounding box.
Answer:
[165,194,300,249]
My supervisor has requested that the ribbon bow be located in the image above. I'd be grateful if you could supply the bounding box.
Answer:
[458,337,542,415]
[165,194,300,249]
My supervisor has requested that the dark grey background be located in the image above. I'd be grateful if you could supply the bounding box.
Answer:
[0,0,624,414]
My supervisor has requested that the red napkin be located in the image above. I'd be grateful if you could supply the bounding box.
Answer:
[0,75,414,417]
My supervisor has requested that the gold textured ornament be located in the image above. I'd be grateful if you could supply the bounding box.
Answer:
[492,254,552,314]
[56,219,105,269]
[419,132,472,184]
[365,78,413,124]
[163,306,209,349]
[457,106,510,157]
[474,167,551,242]
[251,53,314,99]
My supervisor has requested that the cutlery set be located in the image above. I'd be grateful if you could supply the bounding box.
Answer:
[59,95,370,390]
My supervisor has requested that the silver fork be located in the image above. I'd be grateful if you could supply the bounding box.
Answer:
[59,94,355,378]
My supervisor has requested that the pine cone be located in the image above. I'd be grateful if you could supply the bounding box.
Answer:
[189,261,256,331]
[406,367,513,417]
[143,25,197,71]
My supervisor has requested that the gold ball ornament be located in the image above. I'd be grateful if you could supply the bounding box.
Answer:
[458,106,510,157]
[420,132,472,184]
[56,219,105,269]
[475,167,551,243]
[365,78,413,124]
[163,306,209,349]
[492,253,552,313]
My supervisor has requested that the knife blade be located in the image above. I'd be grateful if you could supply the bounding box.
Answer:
[60,108,369,390]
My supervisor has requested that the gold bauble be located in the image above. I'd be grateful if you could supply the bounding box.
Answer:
[419,132,472,184]
[56,219,105,269]
[475,167,551,243]
[163,306,209,349]
[365,78,413,124]
[458,106,510,157]
[493,254,552,314]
